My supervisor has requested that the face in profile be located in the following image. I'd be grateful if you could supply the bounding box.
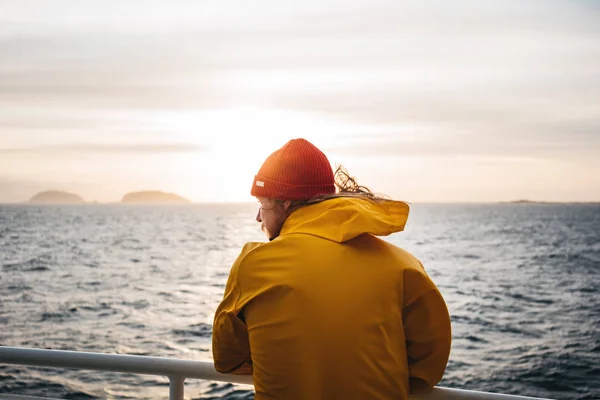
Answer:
[255,197,291,240]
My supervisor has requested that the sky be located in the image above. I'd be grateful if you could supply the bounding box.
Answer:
[0,0,599,203]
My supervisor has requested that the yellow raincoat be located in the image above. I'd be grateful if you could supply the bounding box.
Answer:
[213,197,451,399]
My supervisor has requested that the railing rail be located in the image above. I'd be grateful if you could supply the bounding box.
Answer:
[0,346,552,400]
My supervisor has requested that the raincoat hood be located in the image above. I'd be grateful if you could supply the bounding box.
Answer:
[279,196,410,243]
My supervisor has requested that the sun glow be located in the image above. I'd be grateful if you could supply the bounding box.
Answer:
[160,107,359,202]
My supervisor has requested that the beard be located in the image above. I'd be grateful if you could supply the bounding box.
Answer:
[261,223,280,241]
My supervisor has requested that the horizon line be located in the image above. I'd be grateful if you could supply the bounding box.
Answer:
[1,200,599,206]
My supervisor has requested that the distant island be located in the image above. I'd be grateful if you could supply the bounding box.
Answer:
[121,191,191,204]
[501,199,599,204]
[28,191,86,204]
[504,199,549,204]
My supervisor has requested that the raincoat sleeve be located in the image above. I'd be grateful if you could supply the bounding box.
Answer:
[402,265,452,394]
[212,250,253,375]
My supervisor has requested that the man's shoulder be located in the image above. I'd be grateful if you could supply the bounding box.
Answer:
[232,241,269,269]
[240,241,267,255]
[359,235,426,273]
[234,240,289,267]
[232,240,297,294]
[236,238,296,263]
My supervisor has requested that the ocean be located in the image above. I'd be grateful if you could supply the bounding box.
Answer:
[1,203,599,399]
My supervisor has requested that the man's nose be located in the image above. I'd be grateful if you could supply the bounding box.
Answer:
[256,208,262,222]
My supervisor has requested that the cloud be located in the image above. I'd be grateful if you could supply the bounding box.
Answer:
[324,132,600,160]
[0,0,598,166]
[0,27,223,109]
[2,0,599,112]
[0,143,207,154]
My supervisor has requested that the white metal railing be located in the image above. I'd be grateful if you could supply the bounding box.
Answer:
[0,346,552,400]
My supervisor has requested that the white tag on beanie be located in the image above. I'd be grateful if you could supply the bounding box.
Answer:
[256,181,265,187]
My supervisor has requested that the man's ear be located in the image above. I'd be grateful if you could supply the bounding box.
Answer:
[282,200,292,211]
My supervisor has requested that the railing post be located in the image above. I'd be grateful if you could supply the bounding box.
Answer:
[169,376,185,400]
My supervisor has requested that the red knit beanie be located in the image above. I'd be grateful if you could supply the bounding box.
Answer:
[251,138,335,201]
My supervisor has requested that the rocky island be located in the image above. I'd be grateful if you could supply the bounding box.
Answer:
[28,191,86,204]
[503,199,554,204]
[121,191,191,204]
